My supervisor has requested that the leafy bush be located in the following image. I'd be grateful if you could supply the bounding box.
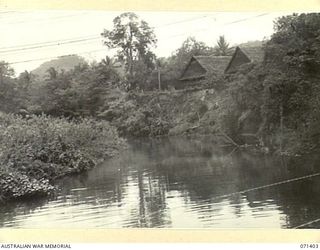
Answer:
[214,13,320,154]
[0,113,125,202]
[0,170,54,202]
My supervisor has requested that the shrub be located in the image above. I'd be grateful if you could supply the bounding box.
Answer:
[0,170,54,201]
[0,113,125,202]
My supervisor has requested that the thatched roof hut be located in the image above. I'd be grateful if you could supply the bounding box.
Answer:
[225,46,264,74]
[178,44,264,88]
[179,55,232,81]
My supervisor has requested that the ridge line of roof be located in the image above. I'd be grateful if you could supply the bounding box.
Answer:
[193,55,232,58]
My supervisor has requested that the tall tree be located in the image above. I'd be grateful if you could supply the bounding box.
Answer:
[262,13,320,148]
[174,37,212,65]
[0,61,18,112]
[101,12,157,79]
[165,37,213,78]
[217,13,320,153]
[214,35,233,56]
[16,71,36,109]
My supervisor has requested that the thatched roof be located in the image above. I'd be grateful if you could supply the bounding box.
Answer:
[224,45,264,74]
[180,55,232,80]
[195,56,232,74]
[179,44,264,80]
[239,46,264,62]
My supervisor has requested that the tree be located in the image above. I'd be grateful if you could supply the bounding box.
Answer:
[101,12,157,80]
[0,61,14,85]
[32,58,122,117]
[214,35,233,56]
[163,37,213,80]
[46,67,58,80]
[18,71,35,89]
[217,13,320,153]
[174,37,212,66]
[15,71,36,109]
[0,61,18,112]
[261,13,320,151]
[155,58,163,91]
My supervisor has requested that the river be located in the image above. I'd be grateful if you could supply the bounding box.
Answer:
[1,136,320,228]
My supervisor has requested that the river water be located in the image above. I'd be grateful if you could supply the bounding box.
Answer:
[1,136,320,228]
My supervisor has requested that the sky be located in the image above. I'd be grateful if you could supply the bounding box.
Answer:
[0,10,295,75]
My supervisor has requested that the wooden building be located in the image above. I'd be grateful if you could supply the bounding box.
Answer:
[178,45,264,89]
[225,46,264,74]
[179,55,232,81]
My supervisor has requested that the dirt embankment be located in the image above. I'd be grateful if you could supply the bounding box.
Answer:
[98,88,222,137]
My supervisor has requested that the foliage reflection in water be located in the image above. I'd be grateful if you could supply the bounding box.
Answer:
[1,136,320,228]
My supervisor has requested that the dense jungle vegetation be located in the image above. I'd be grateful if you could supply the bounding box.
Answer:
[1,12,320,202]
[218,13,320,155]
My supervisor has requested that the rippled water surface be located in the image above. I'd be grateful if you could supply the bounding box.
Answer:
[1,136,320,228]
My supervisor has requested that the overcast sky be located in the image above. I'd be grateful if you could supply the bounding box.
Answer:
[0,10,295,75]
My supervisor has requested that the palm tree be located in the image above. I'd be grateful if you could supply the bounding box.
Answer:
[214,35,233,56]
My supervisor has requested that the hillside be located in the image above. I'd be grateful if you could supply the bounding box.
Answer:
[98,88,222,137]
[31,54,87,79]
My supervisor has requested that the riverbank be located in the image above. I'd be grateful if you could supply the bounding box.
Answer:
[97,87,269,151]
[0,113,126,203]
[98,87,222,137]
[97,86,320,156]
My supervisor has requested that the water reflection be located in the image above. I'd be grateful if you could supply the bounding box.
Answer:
[1,136,320,228]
